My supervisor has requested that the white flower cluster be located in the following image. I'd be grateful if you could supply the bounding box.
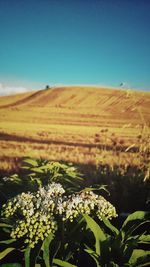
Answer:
[2,183,117,248]
[1,182,64,248]
[96,195,117,220]
[60,191,117,222]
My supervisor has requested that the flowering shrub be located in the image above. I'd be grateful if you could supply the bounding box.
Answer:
[1,182,117,249]
[0,159,149,266]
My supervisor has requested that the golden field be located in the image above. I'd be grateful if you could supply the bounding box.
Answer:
[0,86,149,173]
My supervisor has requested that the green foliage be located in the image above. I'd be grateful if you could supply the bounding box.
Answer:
[1,210,149,266]
[25,247,31,267]
[42,233,54,267]
[83,214,106,256]
[84,211,150,266]
[1,182,116,251]
[0,247,16,260]
[0,159,117,266]
[0,159,149,266]
[22,158,84,192]
[53,259,77,267]
[129,249,150,266]
[0,159,84,202]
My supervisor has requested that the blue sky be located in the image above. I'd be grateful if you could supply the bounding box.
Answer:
[0,0,150,94]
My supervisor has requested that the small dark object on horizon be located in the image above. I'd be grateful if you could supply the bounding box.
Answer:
[45,85,50,89]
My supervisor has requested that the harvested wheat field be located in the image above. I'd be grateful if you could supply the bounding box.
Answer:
[0,86,150,173]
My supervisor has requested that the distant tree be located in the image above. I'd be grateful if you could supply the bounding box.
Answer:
[45,85,50,89]
[120,82,126,88]
[120,82,130,89]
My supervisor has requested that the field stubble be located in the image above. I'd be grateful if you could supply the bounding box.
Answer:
[0,87,149,177]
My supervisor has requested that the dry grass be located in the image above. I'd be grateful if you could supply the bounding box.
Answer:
[0,86,149,174]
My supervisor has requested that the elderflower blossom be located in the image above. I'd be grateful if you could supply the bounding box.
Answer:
[62,191,97,221]
[96,195,117,220]
[1,182,64,248]
[1,182,117,248]
[62,190,117,222]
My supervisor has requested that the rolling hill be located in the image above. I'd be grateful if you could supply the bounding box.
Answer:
[0,86,149,173]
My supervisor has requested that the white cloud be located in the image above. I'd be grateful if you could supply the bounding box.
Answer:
[0,83,32,96]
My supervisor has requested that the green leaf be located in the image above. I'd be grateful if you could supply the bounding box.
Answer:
[0,239,16,244]
[43,233,54,267]
[31,167,44,173]
[123,236,139,262]
[85,251,100,267]
[2,227,11,233]
[33,177,42,187]
[84,248,96,255]
[109,262,120,267]
[0,248,15,260]
[83,214,106,256]
[53,259,77,267]
[122,211,147,230]
[25,247,31,267]
[38,164,51,170]
[0,223,12,228]
[139,235,150,243]
[101,216,119,235]
[84,245,100,267]
[129,249,150,266]
[23,158,38,167]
